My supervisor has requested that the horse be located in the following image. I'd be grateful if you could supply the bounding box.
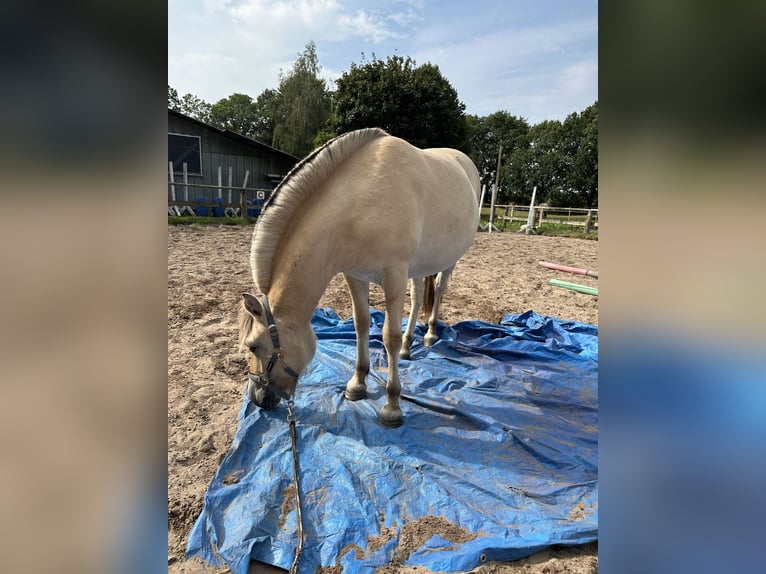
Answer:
[239,128,481,427]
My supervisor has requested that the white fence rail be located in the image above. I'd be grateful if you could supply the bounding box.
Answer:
[168,161,273,217]
[486,204,599,233]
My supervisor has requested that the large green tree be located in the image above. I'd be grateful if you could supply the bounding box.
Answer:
[208,93,260,137]
[168,85,212,123]
[499,102,598,208]
[330,54,467,150]
[566,101,598,208]
[465,111,530,202]
[504,119,566,205]
[272,41,332,157]
[252,89,280,146]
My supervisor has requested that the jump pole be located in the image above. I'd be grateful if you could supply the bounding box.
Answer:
[549,279,598,297]
[539,261,599,278]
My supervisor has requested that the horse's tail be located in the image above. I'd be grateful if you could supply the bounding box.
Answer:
[422,275,437,317]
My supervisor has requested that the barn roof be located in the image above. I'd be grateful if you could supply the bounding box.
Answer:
[168,108,300,162]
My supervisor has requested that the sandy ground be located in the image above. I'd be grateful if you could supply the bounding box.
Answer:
[168,225,598,574]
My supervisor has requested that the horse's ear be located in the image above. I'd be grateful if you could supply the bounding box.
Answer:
[242,293,262,317]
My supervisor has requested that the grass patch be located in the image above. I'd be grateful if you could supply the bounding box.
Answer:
[479,218,598,240]
[536,222,598,240]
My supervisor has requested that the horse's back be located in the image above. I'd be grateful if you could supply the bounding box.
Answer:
[338,135,479,219]
[423,147,481,204]
[321,134,480,279]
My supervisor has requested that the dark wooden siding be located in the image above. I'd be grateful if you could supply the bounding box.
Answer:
[168,112,297,202]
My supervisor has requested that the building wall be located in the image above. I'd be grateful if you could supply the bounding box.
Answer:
[168,113,297,203]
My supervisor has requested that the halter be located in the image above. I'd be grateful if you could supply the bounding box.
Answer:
[245,294,305,573]
[247,294,301,403]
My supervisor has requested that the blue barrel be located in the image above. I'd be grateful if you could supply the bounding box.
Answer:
[246,199,261,217]
[212,197,225,217]
[195,197,209,216]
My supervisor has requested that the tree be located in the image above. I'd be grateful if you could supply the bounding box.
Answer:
[567,102,598,208]
[168,85,181,110]
[330,54,467,150]
[252,89,279,146]
[500,102,598,208]
[503,120,566,205]
[272,41,332,157]
[465,111,530,202]
[180,93,212,124]
[208,93,259,137]
[167,85,212,123]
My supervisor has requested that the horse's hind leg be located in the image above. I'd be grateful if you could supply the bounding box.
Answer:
[400,277,424,360]
[343,274,370,401]
[424,266,455,347]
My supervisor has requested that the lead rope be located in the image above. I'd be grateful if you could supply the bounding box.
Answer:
[287,399,303,574]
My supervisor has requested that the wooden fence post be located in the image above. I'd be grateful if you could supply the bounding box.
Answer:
[488,184,498,233]
[168,162,176,202]
[584,210,593,233]
[523,186,537,235]
[240,189,247,220]
[217,166,223,200]
[182,162,189,202]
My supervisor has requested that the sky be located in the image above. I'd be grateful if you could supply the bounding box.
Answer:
[168,0,597,125]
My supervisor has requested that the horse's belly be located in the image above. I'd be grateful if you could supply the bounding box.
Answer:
[407,226,476,278]
[345,269,385,285]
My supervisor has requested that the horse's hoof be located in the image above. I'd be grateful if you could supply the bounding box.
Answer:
[424,334,438,348]
[399,350,411,360]
[379,406,403,428]
[379,414,403,428]
[344,388,367,401]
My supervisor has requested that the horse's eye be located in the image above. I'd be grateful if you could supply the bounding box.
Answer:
[249,346,257,354]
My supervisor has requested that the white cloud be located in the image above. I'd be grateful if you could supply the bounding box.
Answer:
[169,0,424,102]
[338,10,403,43]
[168,1,597,123]
[560,60,598,97]
[210,0,412,43]
[412,17,597,121]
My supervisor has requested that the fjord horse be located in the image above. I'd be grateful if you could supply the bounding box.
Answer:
[239,128,480,427]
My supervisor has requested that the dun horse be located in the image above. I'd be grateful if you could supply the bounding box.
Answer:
[239,128,480,427]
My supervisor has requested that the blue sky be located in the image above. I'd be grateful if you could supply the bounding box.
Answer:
[168,0,597,124]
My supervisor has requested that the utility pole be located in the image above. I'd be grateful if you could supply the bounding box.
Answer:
[488,144,502,233]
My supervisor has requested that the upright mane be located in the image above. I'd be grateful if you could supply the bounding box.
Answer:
[250,127,389,292]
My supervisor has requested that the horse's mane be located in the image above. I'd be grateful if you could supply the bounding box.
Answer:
[250,127,389,292]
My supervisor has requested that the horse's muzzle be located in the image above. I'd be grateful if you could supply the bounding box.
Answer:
[247,372,283,410]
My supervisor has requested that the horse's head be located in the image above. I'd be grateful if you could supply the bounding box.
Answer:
[239,293,314,409]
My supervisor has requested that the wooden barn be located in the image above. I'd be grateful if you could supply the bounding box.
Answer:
[168,109,299,210]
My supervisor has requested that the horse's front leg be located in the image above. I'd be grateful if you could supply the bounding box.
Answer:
[400,277,424,360]
[380,268,407,427]
[343,275,370,401]
[425,266,455,347]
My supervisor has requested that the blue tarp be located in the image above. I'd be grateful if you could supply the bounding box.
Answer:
[187,309,598,573]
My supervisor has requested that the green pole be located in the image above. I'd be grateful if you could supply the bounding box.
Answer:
[549,279,598,296]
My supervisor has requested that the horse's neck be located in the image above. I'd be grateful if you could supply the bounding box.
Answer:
[267,231,337,325]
